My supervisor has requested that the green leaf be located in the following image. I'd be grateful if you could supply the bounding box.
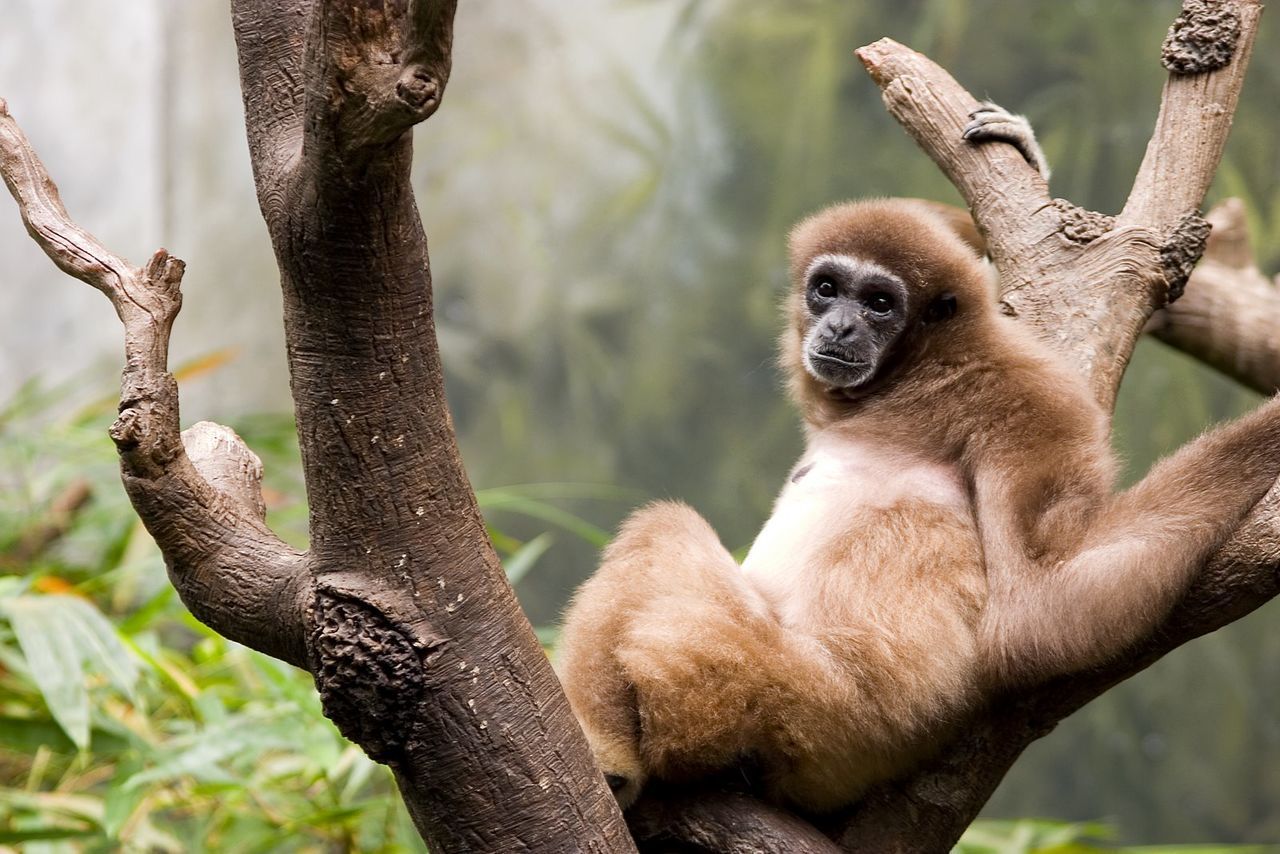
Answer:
[59,596,140,699]
[2,598,92,749]
[502,532,554,585]
[0,828,98,844]
[0,594,140,749]
[477,493,610,547]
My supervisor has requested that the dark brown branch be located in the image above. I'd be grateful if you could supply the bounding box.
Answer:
[0,98,311,669]
[230,2,634,850]
[230,1,306,211]
[628,789,842,854]
[301,0,458,167]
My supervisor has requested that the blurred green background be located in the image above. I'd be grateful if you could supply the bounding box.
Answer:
[1,0,1279,850]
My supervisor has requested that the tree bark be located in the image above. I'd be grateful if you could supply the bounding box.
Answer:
[2,0,1278,852]
[2,1,631,850]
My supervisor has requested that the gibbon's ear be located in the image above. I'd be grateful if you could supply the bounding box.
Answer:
[923,293,958,324]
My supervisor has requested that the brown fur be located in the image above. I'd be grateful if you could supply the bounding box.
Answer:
[557,199,1280,813]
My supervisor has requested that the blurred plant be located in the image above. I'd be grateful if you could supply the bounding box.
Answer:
[0,367,625,852]
[956,818,1273,854]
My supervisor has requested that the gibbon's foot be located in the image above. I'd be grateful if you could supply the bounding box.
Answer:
[963,101,1051,181]
[586,728,645,809]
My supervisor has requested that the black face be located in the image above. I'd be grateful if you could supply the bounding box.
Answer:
[801,256,910,389]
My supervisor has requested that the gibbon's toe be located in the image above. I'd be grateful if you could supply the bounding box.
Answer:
[604,772,643,809]
[960,101,1050,180]
[583,727,646,809]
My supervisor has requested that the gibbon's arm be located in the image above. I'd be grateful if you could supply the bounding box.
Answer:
[976,393,1280,684]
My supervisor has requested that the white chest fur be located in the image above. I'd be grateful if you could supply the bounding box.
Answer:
[740,433,969,604]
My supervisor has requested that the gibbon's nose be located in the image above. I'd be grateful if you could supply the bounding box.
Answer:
[823,312,861,346]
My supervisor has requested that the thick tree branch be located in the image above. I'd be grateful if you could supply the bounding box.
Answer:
[0,98,311,669]
[230,2,633,850]
[921,195,1280,396]
[628,789,842,854]
[857,0,1260,411]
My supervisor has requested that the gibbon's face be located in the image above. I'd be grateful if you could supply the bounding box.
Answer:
[800,254,914,389]
[787,201,973,393]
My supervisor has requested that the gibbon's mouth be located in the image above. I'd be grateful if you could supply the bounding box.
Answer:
[810,350,863,369]
[805,346,876,390]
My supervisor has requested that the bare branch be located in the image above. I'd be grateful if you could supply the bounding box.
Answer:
[856,0,1261,411]
[1125,0,1259,227]
[0,99,310,668]
[0,98,132,301]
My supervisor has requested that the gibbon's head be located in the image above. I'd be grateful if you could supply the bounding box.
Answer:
[783,199,992,406]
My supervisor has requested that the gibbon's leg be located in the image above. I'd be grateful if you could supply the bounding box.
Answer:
[983,397,1280,681]
[557,501,825,808]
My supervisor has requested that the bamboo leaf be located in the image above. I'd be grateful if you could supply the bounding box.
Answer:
[502,533,554,585]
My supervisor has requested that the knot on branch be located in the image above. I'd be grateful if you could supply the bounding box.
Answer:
[183,422,268,519]
[1052,199,1115,245]
[1160,212,1212,304]
[395,66,441,115]
[109,372,183,474]
[311,593,430,764]
[1162,0,1242,74]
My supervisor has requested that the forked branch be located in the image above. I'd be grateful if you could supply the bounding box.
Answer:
[828,0,1274,849]
[0,98,311,668]
[855,0,1260,409]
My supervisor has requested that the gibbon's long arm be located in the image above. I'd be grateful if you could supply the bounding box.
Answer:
[976,391,1280,682]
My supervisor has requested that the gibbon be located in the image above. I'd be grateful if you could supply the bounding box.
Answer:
[556,107,1280,813]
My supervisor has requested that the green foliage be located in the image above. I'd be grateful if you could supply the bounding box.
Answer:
[0,376,606,851]
[957,818,1274,854]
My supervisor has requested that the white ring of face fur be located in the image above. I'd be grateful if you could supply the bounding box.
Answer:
[801,254,900,387]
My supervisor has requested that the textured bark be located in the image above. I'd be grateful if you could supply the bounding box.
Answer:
[929,194,1280,397]
[628,790,842,854]
[1150,198,1280,393]
[3,1,1277,852]
[1,1,630,850]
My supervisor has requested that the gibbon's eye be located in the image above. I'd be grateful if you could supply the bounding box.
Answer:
[814,278,838,299]
[923,293,958,323]
[864,292,895,314]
